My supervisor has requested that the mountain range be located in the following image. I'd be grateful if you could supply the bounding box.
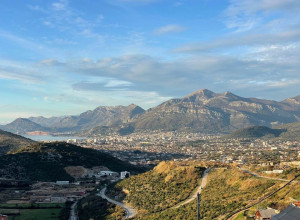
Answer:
[2,89,300,135]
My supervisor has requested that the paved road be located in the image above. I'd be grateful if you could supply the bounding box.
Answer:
[240,168,289,182]
[173,168,210,209]
[98,187,137,219]
[69,201,79,220]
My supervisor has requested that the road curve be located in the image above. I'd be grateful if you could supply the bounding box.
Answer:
[240,168,289,182]
[173,168,210,209]
[69,201,79,220]
[98,187,137,219]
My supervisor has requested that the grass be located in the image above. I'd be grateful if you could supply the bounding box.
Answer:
[1,203,66,220]
[0,203,64,208]
[10,208,62,220]
[232,211,246,220]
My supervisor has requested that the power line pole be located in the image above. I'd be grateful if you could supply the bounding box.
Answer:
[197,192,201,220]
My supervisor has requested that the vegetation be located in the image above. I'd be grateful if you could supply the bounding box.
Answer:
[110,161,205,213]
[0,129,34,154]
[112,166,297,220]
[227,126,286,139]
[77,193,125,220]
[276,121,300,140]
[0,142,144,181]
[0,203,67,220]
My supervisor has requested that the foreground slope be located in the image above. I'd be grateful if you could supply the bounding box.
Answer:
[108,161,205,213]
[0,142,144,181]
[127,167,299,220]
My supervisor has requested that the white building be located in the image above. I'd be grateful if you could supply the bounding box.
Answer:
[99,171,119,177]
[120,171,130,179]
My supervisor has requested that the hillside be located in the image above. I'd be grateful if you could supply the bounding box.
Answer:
[128,167,299,220]
[2,118,50,135]
[226,126,286,139]
[0,129,34,154]
[275,121,300,140]
[0,142,144,181]
[108,161,205,213]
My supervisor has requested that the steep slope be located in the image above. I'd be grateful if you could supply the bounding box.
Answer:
[28,104,145,132]
[128,89,300,134]
[0,129,34,154]
[0,142,144,181]
[2,118,50,135]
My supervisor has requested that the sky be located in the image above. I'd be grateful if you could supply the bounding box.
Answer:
[1,0,300,124]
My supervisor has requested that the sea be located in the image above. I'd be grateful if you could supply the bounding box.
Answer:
[24,135,85,142]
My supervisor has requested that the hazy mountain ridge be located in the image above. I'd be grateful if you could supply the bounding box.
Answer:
[4,104,145,134]
[2,118,51,135]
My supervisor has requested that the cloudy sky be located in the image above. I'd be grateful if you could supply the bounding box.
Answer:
[1,0,300,124]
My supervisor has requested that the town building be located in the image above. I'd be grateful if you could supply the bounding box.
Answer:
[255,208,278,220]
[120,171,130,179]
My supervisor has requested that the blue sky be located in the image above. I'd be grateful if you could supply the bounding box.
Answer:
[1,0,300,124]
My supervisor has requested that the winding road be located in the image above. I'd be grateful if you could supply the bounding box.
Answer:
[69,201,79,220]
[98,187,137,219]
[239,168,289,182]
[173,168,210,209]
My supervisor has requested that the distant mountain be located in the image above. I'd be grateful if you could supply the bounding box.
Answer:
[28,104,145,132]
[5,89,300,135]
[2,118,50,135]
[0,129,34,154]
[111,89,300,134]
[226,126,286,139]
[0,142,144,181]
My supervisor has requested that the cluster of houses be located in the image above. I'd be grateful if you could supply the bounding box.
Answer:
[255,202,300,220]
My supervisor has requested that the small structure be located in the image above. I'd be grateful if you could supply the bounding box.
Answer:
[120,171,130,179]
[255,207,278,220]
[265,170,283,174]
[0,215,8,220]
[271,202,300,220]
[99,171,119,177]
[55,181,70,185]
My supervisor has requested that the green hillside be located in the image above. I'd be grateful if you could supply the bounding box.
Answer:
[0,142,144,181]
[135,168,299,220]
[109,161,205,213]
[276,121,300,140]
[226,126,286,139]
[0,129,34,154]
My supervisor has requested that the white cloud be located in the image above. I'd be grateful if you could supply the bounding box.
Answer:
[224,0,300,32]
[153,24,186,35]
